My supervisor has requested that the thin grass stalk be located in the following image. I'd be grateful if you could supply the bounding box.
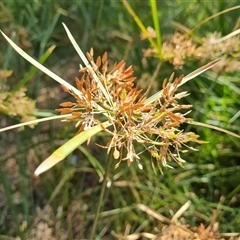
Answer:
[149,0,162,59]
[82,0,93,52]
[0,30,82,97]
[96,0,104,29]
[89,150,113,240]
[13,45,56,91]
[122,0,158,50]
[39,12,60,57]
[0,114,70,133]
[190,5,240,33]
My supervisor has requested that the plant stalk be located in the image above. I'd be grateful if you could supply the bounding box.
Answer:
[89,150,113,240]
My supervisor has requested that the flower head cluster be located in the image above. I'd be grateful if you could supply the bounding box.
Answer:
[0,69,36,129]
[142,27,240,73]
[195,32,240,73]
[143,31,197,69]
[56,49,204,171]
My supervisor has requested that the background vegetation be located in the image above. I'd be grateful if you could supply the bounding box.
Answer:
[0,1,239,239]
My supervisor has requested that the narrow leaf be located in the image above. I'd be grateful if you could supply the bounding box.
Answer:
[0,114,70,133]
[78,145,105,180]
[188,120,240,139]
[144,59,219,105]
[13,45,56,91]
[150,0,162,58]
[0,30,82,97]
[180,59,220,86]
[34,121,112,176]
[122,0,159,51]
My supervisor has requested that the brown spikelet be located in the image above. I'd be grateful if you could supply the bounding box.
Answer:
[55,108,73,114]
[86,52,92,61]
[96,56,101,68]
[59,102,74,107]
[102,52,107,64]
[90,47,94,57]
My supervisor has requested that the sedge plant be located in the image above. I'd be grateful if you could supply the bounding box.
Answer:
[1,22,240,239]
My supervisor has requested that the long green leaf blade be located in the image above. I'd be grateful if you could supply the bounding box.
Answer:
[0,30,82,97]
[144,59,220,105]
[34,121,112,176]
[13,45,56,91]
[188,120,240,139]
[150,0,162,58]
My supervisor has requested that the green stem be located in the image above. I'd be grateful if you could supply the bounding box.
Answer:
[89,150,113,240]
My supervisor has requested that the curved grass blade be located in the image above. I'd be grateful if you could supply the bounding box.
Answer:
[180,59,220,86]
[210,28,240,44]
[149,0,162,58]
[78,145,105,181]
[0,30,82,97]
[170,21,203,44]
[0,114,70,133]
[188,120,240,139]
[34,121,112,176]
[13,45,56,91]
[190,5,240,33]
[122,0,159,52]
[144,59,220,105]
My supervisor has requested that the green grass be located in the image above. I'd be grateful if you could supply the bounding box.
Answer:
[0,1,240,239]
